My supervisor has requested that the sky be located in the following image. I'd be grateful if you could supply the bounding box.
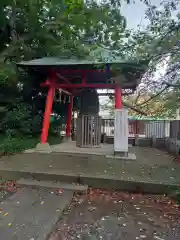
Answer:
[121,0,162,29]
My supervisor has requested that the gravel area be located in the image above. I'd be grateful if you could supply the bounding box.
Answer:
[48,189,180,240]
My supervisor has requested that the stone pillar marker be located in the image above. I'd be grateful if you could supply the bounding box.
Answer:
[114,108,128,156]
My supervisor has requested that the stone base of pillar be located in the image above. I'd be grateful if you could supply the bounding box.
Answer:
[36,142,52,153]
[65,136,72,142]
[114,151,128,157]
[106,152,136,160]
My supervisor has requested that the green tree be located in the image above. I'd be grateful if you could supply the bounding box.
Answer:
[0,0,133,141]
[110,0,180,117]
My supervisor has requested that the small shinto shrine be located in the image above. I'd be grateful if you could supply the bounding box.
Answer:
[17,57,148,157]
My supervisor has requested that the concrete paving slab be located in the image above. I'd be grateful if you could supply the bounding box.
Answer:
[0,187,73,240]
[106,152,136,160]
[0,147,179,194]
[17,178,88,193]
[50,142,132,156]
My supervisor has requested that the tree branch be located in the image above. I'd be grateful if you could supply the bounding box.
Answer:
[122,101,147,116]
[136,85,169,107]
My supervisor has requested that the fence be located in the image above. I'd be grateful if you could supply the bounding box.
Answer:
[169,120,180,139]
[145,120,170,138]
[73,117,180,155]
[101,119,170,139]
[74,117,173,139]
[76,115,101,147]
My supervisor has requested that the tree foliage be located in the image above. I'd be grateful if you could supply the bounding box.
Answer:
[112,0,180,118]
[2,0,180,147]
[0,0,132,140]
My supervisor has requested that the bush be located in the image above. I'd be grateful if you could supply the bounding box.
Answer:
[0,102,42,137]
[169,188,180,206]
[0,134,62,156]
[49,114,64,136]
[0,102,63,156]
[0,137,38,155]
[175,189,180,205]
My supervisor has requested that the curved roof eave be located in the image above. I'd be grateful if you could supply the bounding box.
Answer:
[17,56,149,70]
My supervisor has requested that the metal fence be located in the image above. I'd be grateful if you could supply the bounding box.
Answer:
[101,119,170,138]
[101,119,143,137]
[101,119,139,137]
[145,120,170,138]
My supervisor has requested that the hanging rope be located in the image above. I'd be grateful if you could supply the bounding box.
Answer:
[63,95,66,104]
[56,88,72,104]
[58,89,62,102]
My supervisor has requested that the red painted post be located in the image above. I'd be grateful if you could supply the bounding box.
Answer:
[66,95,73,139]
[40,74,56,144]
[115,85,122,109]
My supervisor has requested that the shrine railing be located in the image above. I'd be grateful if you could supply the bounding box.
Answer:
[101,119,170,139]
[72,118,172,139]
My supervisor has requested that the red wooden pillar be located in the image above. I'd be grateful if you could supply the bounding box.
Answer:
[40,73,56,144]
[66,95,73,139]
[115,85,122,109]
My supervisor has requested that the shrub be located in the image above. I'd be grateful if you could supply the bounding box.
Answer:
[0,137,38,155]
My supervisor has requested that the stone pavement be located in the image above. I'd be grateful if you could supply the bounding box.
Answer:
[0,145,180,239]
[17,178,88,194]
[0,147,180,193]
[0,187,73,240]
[48,189,180,240]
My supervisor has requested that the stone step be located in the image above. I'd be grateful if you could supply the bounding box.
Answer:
[0,187,73,239]
[0,168,178,194]
[17,178,88,194]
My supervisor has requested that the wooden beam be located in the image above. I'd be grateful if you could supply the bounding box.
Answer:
[41,83,117,89]
[56,73,71,84]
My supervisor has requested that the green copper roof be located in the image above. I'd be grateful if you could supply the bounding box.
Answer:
[16,53,149,90]
[17,57,148,68]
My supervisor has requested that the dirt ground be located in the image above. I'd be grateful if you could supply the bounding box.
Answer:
[0,179,17,202]
[48,189,180,240]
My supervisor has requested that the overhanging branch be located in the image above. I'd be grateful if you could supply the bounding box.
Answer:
[123,101,147,116]
[136,85,169,107]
